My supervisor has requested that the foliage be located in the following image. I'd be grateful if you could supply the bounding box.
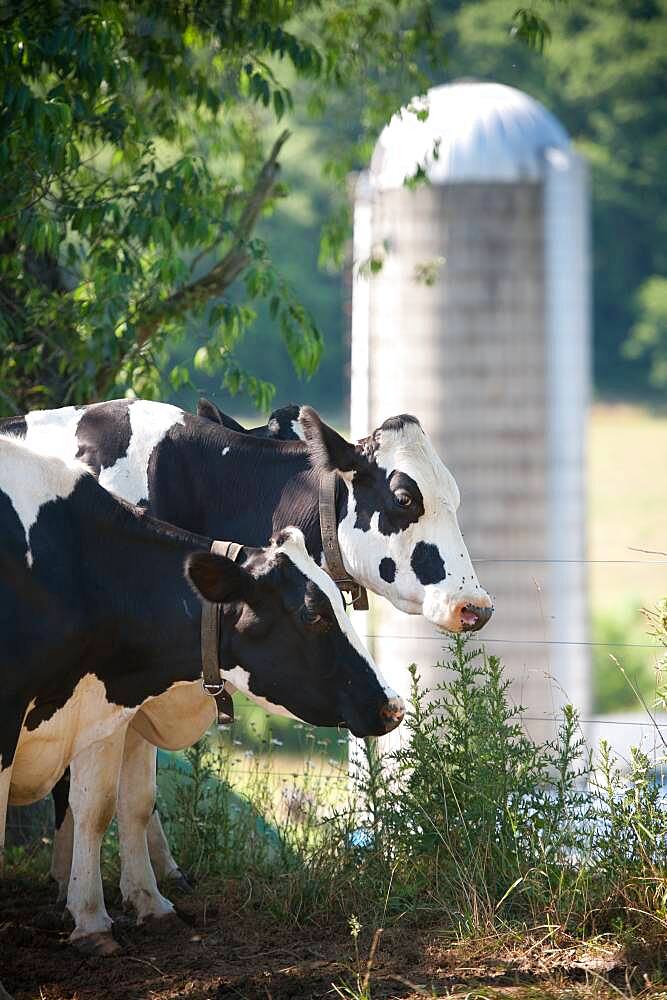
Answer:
[625,277,667,389]
[226,0,667,413]
[643,597,667,706]
[0,0,452,414]
[153,639,666,942]
[427,0,667,400]
[592,605,662,715]
[8,639,667,957]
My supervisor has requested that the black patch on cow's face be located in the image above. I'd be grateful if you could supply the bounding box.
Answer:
[76,401,131,476]
[411,541,446,585]
[357,414,422,462]
[379,557,396,583]
[379,414,421,433]
[353,469,424,535]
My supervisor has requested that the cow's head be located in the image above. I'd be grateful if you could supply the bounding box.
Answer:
[185,528,404,738]
[300,408,492,633]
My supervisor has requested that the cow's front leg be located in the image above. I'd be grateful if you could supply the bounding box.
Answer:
[117,728,177,924]
[67,729,126,954]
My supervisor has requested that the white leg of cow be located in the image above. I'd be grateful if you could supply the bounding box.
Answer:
[117,728,176,924]
[67,729,126,953]
[51,805,73,902]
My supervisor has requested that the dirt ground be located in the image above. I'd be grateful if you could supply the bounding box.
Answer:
[1,876,665,1000]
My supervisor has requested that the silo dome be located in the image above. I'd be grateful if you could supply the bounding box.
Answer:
[370,81,571,189]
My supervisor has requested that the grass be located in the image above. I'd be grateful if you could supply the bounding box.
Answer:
[588,404,667,713]
[6,635,666,996]
[151,640,667,936]
[588,403,667,613]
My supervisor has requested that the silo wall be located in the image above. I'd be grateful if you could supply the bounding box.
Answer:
[352,173,590,742]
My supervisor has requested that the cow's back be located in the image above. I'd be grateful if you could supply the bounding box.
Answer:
[0,400,187,506]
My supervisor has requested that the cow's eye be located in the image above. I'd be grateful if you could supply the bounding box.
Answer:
[300,607,330,629]
[393,489,412,508]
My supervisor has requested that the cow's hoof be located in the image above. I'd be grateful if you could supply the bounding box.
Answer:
[165,868,193,893]
[71,931,121,956]
[141,910,186,933]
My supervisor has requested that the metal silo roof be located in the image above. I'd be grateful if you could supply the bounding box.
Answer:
[370,81,570,188]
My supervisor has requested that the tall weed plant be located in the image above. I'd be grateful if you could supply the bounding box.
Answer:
[158,637,666,942]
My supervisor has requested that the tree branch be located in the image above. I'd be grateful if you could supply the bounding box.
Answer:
[135,130,290,347]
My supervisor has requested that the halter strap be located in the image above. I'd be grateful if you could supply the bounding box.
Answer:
[318,472,369,611]
[200,539,243,726]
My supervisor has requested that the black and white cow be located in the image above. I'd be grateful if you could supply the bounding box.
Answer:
[3,399,492,919]
[0,434,402,963]
[6,400,491,627]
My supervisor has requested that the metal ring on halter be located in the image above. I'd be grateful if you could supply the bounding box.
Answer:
[201,678,225,698]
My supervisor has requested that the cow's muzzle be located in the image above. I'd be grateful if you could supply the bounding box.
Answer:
[378,696,405,734]
[457,602,494,632]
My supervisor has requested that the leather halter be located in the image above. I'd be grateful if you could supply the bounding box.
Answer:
[200,539,243,727]
[318,471,369,611]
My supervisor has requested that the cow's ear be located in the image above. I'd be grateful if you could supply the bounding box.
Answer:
[185,552,256,605]
[196,398,247,435]
[299,406,369,476]
[197,398,225,423]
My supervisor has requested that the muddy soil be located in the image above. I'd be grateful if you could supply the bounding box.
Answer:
[1,876,662,1000]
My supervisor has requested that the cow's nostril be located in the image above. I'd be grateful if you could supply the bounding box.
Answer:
[379,696,405,733]
[460,603,493,632]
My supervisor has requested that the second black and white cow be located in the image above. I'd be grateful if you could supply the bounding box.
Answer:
[4,399,492,916]
[7,400,492,628]
[0,435,402,958]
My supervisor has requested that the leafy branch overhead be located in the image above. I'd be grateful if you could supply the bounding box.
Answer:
[0,1,559,414]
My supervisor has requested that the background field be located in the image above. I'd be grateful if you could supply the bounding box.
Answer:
[588,403,666,712]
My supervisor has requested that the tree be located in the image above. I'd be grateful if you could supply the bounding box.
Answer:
[1,1,558,416]
[0,0,445,414]
[430,0,667,398]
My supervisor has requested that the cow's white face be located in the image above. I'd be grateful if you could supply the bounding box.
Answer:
[300,410,492,634]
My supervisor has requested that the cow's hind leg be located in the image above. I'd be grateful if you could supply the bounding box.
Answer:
[117,729,178,925]
[50,770,73,901]
[67,729,126,954]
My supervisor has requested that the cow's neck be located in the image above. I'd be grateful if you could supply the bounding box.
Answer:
[152,427,349,569]
[78,487,209,688]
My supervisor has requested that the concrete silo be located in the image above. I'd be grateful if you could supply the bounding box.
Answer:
[350,81,591,739]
